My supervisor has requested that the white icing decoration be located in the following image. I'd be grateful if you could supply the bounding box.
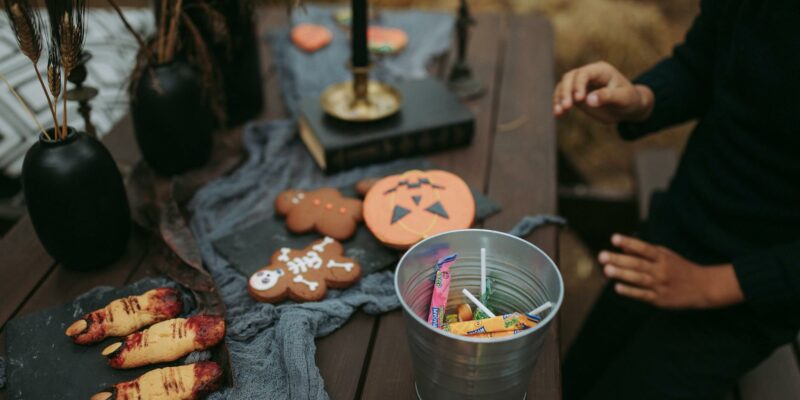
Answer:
[327,259,354,272]
[286,251,323,274]
[250,269,284,291]
[277,248,291,262]
[293,274,319,291]
[312,237,335,253]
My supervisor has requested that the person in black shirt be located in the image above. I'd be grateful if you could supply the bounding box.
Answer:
[554,1,800,399]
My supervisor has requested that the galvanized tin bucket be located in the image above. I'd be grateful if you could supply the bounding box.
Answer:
[395,229,564,400]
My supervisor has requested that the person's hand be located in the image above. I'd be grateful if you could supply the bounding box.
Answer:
[598,234,745,309]
[553,61,655,124]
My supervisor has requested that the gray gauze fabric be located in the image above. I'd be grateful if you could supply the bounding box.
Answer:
[188,7,455,399]
[270,5,455,116]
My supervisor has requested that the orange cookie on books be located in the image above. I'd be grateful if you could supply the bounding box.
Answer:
[368,26,408,55]
[291,23,333,52]
[248,237,362,303]
[363,170,475,249]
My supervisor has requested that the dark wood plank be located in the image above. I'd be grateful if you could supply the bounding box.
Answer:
[315,312,376,400]
[427,13,503,190]
[359,12,507,400]
[12,229,148,318]
[258,7,290,122]
[483,13,559,399]
[0,215,56,330]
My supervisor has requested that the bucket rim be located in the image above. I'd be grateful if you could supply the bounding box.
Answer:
[394,228,565,344]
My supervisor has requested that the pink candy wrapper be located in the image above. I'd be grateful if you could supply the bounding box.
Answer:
[427,254,457,328]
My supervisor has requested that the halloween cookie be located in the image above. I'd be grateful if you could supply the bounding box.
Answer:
[91,361,222,400]
[65,287,182,345]
[275,188,363,240]
[248,237,361,303]
[363,170,475,249]
[368,26,408,55]
[291,23,333,52]
[102,315,225,369]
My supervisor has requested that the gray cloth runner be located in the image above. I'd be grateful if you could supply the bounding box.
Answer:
[188,7,456,399]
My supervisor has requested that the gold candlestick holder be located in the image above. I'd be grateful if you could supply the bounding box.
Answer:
[321,65,402,122]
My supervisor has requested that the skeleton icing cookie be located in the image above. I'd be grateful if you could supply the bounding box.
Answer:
[363,170,475,249]
[248,237,362,303]
[275,188,363,240]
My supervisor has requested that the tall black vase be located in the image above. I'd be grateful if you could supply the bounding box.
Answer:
[186,0,264,126]
[131,60,214,176]
[22,128,131,270]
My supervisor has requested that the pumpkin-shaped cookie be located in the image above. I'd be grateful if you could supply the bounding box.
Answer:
[363,170,475,249]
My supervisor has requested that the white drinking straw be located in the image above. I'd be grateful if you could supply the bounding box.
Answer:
[462,288,496,318]
[480,248,487,296]
[528,301,553,316]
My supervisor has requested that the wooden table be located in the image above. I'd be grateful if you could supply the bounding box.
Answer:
[0,9,559,400]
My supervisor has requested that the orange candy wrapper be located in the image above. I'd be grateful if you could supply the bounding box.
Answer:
[443,313,538,336]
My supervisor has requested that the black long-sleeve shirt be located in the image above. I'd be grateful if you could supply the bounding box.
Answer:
[619,0,800,318]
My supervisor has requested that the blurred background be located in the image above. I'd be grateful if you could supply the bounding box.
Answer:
[0,0,702,355]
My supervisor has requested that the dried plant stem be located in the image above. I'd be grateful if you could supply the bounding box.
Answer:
[157,0,169,62]
[0,71,49,140]
[106,0,153,63]
[164,0,183,62]
[62,66,67,139]
[33,63,60,135]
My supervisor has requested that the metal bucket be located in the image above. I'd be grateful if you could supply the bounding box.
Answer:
[395,229,564,400]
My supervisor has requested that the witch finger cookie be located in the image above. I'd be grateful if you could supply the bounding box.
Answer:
[248,237,362,303]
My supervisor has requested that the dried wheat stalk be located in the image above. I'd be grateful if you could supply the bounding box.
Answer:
[0,71,47,139]
[47,0,86,139]
[4,0,57,139]
[163,0,184,62]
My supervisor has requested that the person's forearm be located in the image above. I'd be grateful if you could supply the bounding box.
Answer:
[701,264,745,308]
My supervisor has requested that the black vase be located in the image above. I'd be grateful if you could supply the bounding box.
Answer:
[22,128,131,270]
[185,0,264,125]
[131,60,214,176]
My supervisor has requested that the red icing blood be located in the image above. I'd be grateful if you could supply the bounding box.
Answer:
[150,287,183,318]
[185,315,226,348]
[107,331,143,368]
[192,361,223,396]
[114,380,140,400]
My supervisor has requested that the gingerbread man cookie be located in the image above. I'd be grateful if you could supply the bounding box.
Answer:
[248,237,362,303]
[275,188,363,240]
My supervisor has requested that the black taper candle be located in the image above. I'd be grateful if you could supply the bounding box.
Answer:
[352,0,368,67]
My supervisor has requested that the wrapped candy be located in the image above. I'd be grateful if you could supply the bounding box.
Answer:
[427,254,457,328]
[444,313,538,336]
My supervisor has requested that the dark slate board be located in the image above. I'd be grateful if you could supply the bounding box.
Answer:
[213,183,501,278]
[3,278,224,400]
